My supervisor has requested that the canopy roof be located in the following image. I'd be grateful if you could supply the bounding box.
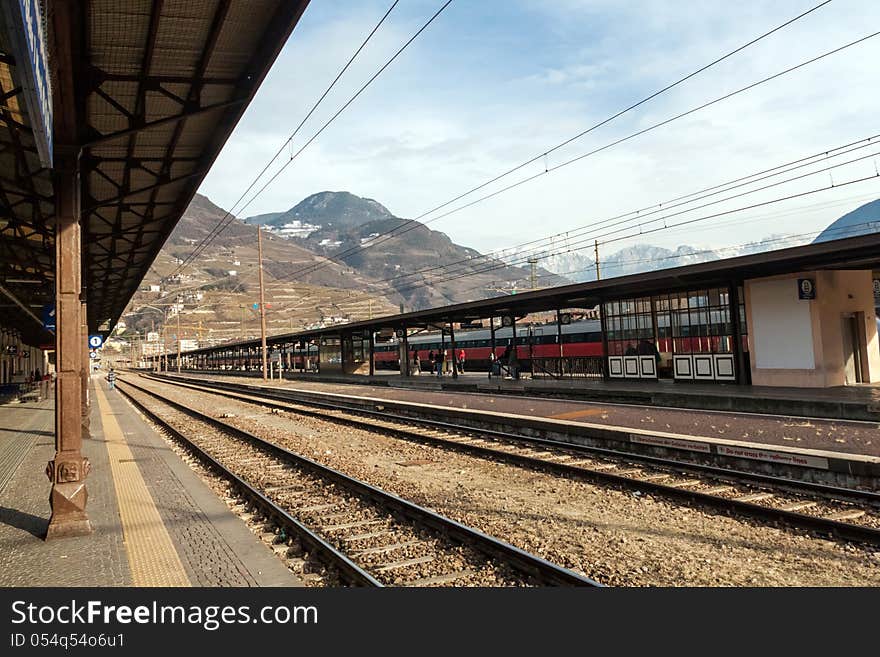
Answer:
[0,0,310,344]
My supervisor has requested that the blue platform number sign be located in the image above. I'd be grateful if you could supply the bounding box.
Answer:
[42,303,55,330]
[88,334,104,349]
[252,303,259,310]
[2,0,53,167]
[797,278,816,300]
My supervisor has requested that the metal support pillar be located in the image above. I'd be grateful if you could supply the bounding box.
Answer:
[47,150,91,539]
[489,317,496,357]
[729,282,748,384]
[449,322,458,379]
[402,327,410,377]
[599,300,610,381]
[80,299,89,443]
[369,333,375,377]
[510,316,518,379]
[556,309,564,377]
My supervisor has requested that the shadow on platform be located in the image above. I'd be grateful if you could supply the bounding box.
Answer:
[0,505,47,539]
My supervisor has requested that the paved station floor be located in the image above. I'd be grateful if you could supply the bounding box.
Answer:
[0,377,300,587]
[181,372,880,458]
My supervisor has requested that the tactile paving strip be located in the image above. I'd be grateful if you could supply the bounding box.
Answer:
[0,400,53,495]
[95,385,190,586]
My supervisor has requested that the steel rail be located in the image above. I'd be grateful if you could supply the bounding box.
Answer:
[119,377,601,587]
[116,380,382,587]
[144,373,880,546]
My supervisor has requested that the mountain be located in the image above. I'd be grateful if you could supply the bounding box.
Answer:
[247,191,394,229]
[812,199,880,243]
[121,193,401,343]
[248,191,568,308]
[506,233,817,283]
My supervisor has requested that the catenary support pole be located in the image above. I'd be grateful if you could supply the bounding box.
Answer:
[257,225,268,381]
[176,307,181,373]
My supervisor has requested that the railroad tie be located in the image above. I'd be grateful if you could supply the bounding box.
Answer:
[343,529,394,542]
[351,540,424,557]
[298,502,338,513]
[822,509,866,521]
[639,473,670,482]
[777,501,818,512]
[701,485,735,495]
[375,555,435,573]
[668,479,702,488]
[324,518,387,532]
[734,492,775,503]
[405,570,475,587]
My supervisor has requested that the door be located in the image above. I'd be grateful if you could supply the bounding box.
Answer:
[841,313,863,384]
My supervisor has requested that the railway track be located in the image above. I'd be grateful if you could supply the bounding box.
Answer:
[116,377,600,588]
[141,372,880,546]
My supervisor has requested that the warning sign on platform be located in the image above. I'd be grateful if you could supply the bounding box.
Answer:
[716,445,829,470]
[630,434,711,453]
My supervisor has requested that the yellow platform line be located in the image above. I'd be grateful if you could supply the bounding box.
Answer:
[549,408,604,420]
[95,383,190,587]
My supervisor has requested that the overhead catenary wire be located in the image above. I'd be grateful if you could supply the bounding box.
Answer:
[168,149,880,324]
[268,154,880,303]
[171,0,455,280]
[380,170,880,298]
[254,149,880,309]
[270,139,880,296]
[271,214,880,318]
[273,1,838,283]
[379,29,880,254]
[335,135,880,290]
[171,0,402,277]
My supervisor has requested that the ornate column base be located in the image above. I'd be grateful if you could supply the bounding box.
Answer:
[45,458,91,540]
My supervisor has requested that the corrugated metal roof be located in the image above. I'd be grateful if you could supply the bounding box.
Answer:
[0,0,309,344]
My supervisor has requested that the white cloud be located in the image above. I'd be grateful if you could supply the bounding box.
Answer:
[199,0,880,259]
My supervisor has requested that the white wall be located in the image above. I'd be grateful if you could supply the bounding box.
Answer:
[750,278,815,370]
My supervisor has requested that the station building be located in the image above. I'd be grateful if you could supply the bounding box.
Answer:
[177,232,880,390]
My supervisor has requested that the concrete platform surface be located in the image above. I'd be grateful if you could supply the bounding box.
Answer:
[263,369,880,422]
[0,377,300,587]
[172,372,880,459]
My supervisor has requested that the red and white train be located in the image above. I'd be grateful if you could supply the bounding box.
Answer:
[372,319,604,371]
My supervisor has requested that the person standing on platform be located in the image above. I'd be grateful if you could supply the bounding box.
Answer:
[508,345,520,380]
[488,350,495,379]
[457,348,466,374]
[428,350,435,373]
[412,350,420,375]
[106,367,117,391]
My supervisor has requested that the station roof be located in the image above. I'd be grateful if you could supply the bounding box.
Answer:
[183,231,880,355]
[0,0,310,345]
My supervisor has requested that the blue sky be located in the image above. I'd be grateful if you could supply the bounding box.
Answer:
[199,0,880,256]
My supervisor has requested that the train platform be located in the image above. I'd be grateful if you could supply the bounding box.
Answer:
[271,370,880,422]
[161,371,880,485]
[0,377,300,587]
